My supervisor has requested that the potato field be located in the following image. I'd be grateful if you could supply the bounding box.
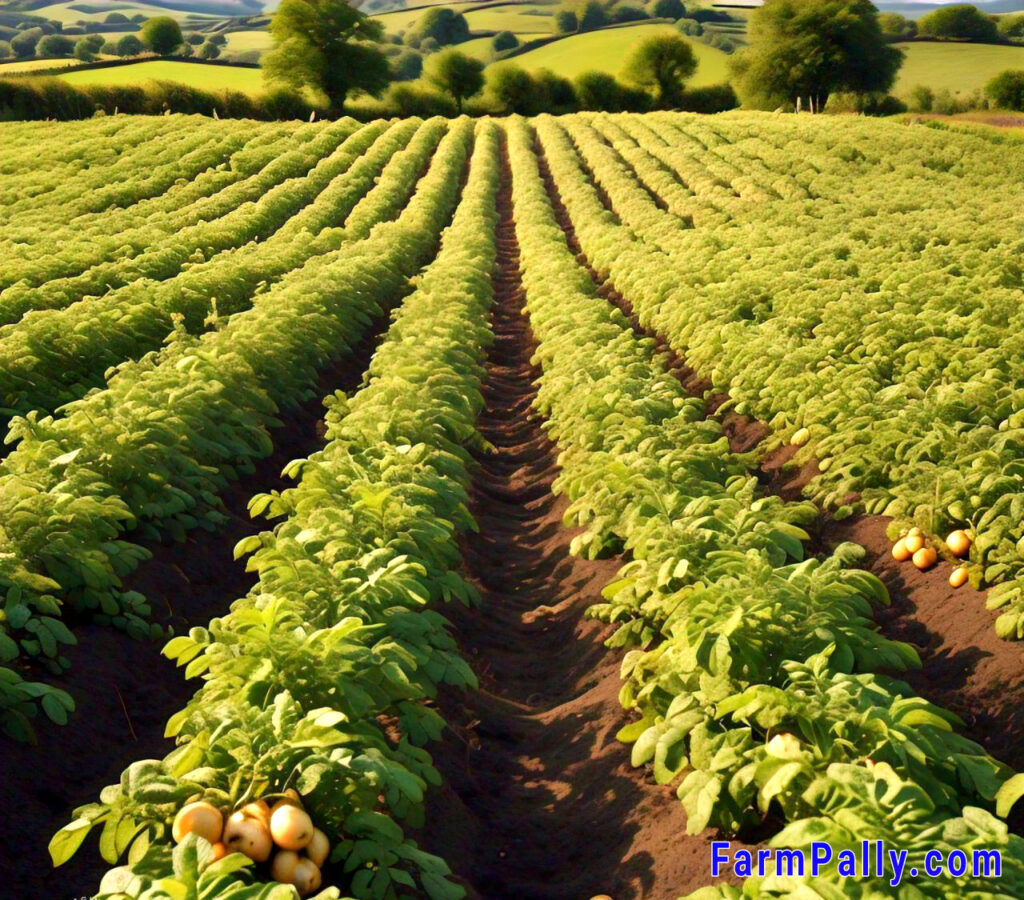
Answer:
[3,111,1024,900]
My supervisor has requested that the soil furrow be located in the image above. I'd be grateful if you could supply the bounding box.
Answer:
[532,131,1024,803]
[421,143,748,900]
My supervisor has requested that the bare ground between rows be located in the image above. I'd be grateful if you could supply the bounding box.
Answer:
[537,129,1024,806]
[0,321,386,900]
[418,149,753,900]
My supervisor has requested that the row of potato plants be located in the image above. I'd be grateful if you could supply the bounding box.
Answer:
[52,118,501,900]
[0,118,472,743]
[2,119,323,290]
[0,119,361,324]
[508,116,1024,898]
[0,118,429,422]
[546,111,1024,640]
[0,115,176,194]
[0,117,272,254]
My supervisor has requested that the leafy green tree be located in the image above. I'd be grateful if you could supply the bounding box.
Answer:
[104,12,129,24]
[487,62,537,113]
[575,69,624,109]
[209,32,227,46]
[263,0,390,113]
[0,40,12,60]
[199,39,220,58]
[424,48,484,111]
[555,9,578,33]
[611,3,649,23]
[391,47,422,80]
[493,29,518,51]
[649,0,685,18]
[141,16,183,55]
[999,14,1024,39]
[407,7,469,46]
[534,67,577,110]
[116,33,144,56]
[730,0,903,111]
[100,39,118,55]
[178,40,194,57]
[185,32,205,45]
[986,69,1024,109]
[11,29,41,58]
[578,0,608,30]
[919,4,998,42]
[908,83,934,111]
[878,12,916,41]
[37,33,75,56]
[74,34,102,60]
[621,31,697,106]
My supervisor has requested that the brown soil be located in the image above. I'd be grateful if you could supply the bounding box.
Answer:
[534,123,1024,821]
[419,146,753,900]
[0,322,385,900]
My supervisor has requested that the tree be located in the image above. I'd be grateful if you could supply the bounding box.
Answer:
[179,40,194,57]
[730,0,903,111]
[11,29,41,58]
[391,47,422,80]
[534,67,577,110]
[649,0,685,19]
[37,33,75,56]
[578,0,608,31]
[878,12,916,41]
[185,32,206,45]
[555,9,578,33]
[0,40,12,60]
[209,32,228,45]
[999,14,1024,39]
[116,33,144,56]
[424,48,484,111]
[908,83,934,111]
[104,12,129,23]
[141,16,183,55]
[74,33,103,60]
[263,0,390,113]
[919,4,998,42]
[621,31,696,107]
[575,69,624,109]
[611,3,649,23]
[407,7,469,46]
[200,39,220,58]
[986,69,1024,109]
[493,30,518,52]
[487,62,537,113]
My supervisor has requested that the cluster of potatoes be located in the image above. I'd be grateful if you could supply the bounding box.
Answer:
[891,527,971,588]
[172,791,328,897]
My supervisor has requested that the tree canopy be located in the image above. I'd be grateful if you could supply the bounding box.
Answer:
[263,0,389,113]
[919,4,998,42]
[407,7,470,47]
[730,0,903,110]
[621,32,697,107]
[986,69,1024,109]
[141,16,183,56]
[424,48,484,112]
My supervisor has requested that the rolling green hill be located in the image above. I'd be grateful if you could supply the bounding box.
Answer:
[509,23,730,83]
[894,40,1024,95]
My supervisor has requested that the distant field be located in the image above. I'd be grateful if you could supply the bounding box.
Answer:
[57,59,265,92]
[459,31,538,61]
[222,29,273,53]
[510,23,730,83]
[894,41,1024,95]
[371,2,477,33]
[32,1,219,23]
[463,3,554,35]
[0,57,84,73]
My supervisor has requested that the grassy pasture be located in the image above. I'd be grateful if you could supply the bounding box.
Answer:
[508,23,730,83]
[894,41,1024,96]
[56,59,265,92]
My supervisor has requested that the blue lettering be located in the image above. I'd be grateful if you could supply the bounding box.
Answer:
[776,849,804,877]
[973,849,1001,877]
[711,842,730,877]
[757,849,772,876]
[888,848,908,887]
[949,850,967,877]
[735,849,752,878]
[812,842,833,876]
[925,850,943,876]
[838,849,857,877]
